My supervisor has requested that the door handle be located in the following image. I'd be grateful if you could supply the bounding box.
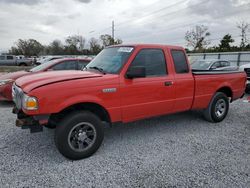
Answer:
[164,81,173,86]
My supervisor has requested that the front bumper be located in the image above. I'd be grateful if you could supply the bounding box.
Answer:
[13,106,50,133]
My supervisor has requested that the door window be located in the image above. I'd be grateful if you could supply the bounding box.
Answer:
[0,56,5,60]
[78,60,89,70]
[220,61,230,67]
[52,61,77,70]
[211,62,221,69]
[128,49,167,77]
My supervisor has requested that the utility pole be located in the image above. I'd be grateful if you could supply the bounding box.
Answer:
[112,20,115,44]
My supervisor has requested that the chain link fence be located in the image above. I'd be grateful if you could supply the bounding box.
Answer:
[187,51,250,66]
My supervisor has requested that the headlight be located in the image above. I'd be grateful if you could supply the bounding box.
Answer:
[22,94,38,110]
[0,79,14,86]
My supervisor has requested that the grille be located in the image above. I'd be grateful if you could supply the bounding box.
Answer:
[244,68,250,79]
[12,84,23,109]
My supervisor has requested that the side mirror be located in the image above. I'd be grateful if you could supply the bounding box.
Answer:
[126,66,146,79]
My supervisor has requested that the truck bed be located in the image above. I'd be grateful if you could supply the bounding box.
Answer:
[192,69,244,75]
[191,70,246,110]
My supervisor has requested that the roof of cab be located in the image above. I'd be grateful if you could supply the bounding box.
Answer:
[109,43,184,50]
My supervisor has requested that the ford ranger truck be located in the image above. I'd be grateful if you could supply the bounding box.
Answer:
[12,44,246,160]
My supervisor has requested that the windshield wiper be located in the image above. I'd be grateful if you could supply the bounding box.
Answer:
[88,66,106,74]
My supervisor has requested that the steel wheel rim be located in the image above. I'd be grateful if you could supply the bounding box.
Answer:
[215,99,226,118]
[67,122,96,152]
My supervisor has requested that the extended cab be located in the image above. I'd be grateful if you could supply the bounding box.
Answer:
[12,44,246,160]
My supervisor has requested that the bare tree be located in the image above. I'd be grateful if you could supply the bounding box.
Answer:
[65,35,85,50]
[47,39,64,55]
[185,25,210,52]
[89,37,102,54]
[9,39,44,56]
[100,34,123,47]
[237,21,249,48]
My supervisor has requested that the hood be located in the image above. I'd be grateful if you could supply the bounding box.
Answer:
[0,71,30,81]
[15,70,103,92]
[239,63,250,70]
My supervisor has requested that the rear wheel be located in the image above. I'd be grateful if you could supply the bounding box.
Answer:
[203,92,229,123]
[55,111,104,160]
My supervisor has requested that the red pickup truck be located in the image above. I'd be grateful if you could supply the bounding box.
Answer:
[12,44,246,160]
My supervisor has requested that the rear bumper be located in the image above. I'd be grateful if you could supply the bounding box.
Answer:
[13,107,50,133]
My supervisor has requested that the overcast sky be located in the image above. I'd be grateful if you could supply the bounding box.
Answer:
[0,0,249,52]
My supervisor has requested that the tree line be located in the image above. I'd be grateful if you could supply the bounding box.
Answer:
[8,21,250,56]
[185,21,250,53]
[9,34,122,56]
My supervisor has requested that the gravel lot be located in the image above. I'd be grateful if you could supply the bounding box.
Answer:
[0,96,249,187]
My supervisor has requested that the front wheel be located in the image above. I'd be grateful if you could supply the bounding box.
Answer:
[55,111,104,160]
[203,92,229,123]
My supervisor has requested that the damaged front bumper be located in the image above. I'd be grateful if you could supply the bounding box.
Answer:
[13,106,50,133]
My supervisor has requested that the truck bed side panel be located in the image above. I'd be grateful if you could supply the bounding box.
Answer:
[192,72,246,110]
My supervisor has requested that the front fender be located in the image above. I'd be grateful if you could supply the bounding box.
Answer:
[23,93,107,115]
[57,94,106,113]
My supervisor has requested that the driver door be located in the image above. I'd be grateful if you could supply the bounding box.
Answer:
[120,48,175,122]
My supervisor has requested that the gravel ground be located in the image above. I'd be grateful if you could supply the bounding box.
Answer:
[0,96,249,188]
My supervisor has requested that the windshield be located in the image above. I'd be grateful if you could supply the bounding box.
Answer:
[29,59,59,72]
[85,46,134,74]
[191,60,213,70]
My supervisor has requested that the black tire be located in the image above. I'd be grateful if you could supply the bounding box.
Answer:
[44,123,56,129]
[245,85,250,94]
[19,63,27,66]
[203,92,229,123]
[55,111,104,160]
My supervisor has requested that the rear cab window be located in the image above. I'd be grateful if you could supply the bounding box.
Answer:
[171,50,189,74]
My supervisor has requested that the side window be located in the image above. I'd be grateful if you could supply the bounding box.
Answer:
[0,56,5,60]
[52,61,77,70]
[7,56,14,60]
[171,50,189,73]
[129,49,167,77]
[78,60,89,70]
[220,61,229,67]
[211,62,220,69]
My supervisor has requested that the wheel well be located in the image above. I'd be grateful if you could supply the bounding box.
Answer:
[19,62,27,66]
[217,87,233,99]
[50,103,111,125]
